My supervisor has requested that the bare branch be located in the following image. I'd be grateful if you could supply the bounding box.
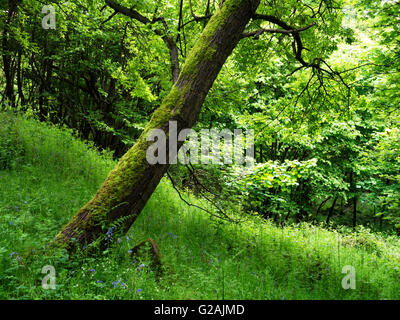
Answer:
[241,22,316,39]
[105,0,151,24]
[105,0,180,83]
[251,13,312,67]
[166,170,237,223]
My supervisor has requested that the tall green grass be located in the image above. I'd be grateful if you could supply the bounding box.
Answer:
[0,112,400,300]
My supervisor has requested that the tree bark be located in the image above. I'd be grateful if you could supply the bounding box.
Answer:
[314,196,331,221]
[2,0,20,107]
[326,196,338,224]
[349,171,357,230]
[55,0,260,250]
[352,195,357,230]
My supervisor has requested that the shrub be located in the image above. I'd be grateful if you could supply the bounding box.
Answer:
[0,113,24,170]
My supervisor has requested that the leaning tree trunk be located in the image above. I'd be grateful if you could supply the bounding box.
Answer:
[54,0,260,251]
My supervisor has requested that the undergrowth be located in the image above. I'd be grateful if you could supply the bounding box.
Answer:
[0,112,400,300]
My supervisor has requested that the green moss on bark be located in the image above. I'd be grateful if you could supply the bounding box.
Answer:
[55,0,252,249]
[55,85,189,244]
[180,0,245,78]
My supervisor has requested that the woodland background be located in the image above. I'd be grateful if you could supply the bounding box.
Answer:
[1,0,400,299]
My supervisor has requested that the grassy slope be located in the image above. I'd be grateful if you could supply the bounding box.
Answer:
[0,113,400,300]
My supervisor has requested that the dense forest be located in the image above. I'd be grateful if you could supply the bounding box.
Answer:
[1,0,400,300]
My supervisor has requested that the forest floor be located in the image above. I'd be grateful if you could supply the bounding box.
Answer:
[1,114,400,299]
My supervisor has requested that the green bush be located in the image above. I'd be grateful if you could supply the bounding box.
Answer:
[0,113,24,170]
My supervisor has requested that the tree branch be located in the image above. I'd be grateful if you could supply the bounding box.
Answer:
[104,0,180,83]
[166,170,236,223]
[250,13,313,67]
[241,22,316,39]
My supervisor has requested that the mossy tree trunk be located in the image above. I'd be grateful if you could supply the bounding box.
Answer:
[55,0,260,251]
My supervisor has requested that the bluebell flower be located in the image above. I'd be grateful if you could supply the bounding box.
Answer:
[89,269,95,273]
[136,288,142,293]
[96,280,104,288]
[10,252,18,258]
[105,227,114,242]
[112,280,119,288]
[9,221,14,225]
[138,263,145,271]
[107,227,114,235]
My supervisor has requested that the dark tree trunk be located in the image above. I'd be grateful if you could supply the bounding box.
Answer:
[16,51,25,106]
[315,196,331,221]
[349,171,357,230]
[2,0,20,107]
[352,195,357,230]
[55,0,261,250]
[295,179,312,222]
[326,196,338,224]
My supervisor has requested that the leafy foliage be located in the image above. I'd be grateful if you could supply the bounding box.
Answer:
[2,0,400,300]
